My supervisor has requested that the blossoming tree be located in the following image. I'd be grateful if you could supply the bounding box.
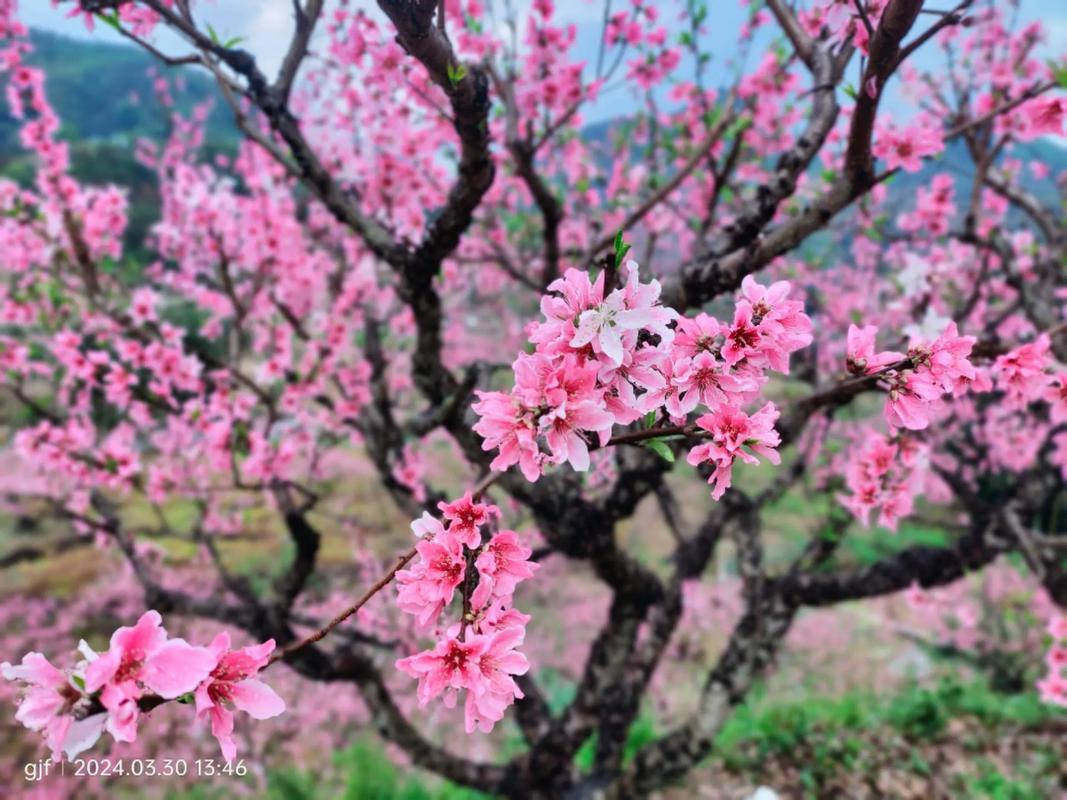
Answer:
[1,0,1066,796]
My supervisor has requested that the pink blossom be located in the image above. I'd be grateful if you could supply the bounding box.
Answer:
[533,355,615,471]
[905,581,933,608]
[885,322,976,431]
[1037,673,1067,707]
[129,287,159,324]
[532,268,604,353]
[2,652,105,761]
[846,324,904,374]
[884,375,943,431]
[719,303,763,367]
[920,321,977,394]
[439,492,500,549]
[411,511,447,540]
[396,535,467,626]
[873,120,944,172]
[1019,95,1065,140]
[993,334,1051,409]
[1045,645,1067,673]
[569,261,676,365]
[673,313,722,359]
[471,390,543,481]
[542,397,614,471]
[396,636,488,706]
[194,633,285,762]
[671,352,759,415]
[1048,615,1067,641]
[686,403,781,500]
[838,431,926,531]
[464,626,529,733]
[720,277,812,372]
[471,531,538,610]
[84,610,215,743]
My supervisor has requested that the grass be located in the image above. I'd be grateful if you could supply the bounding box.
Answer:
[711,677,1063,798]
[840,519,950,566]
[716,677,1056,763]
[573,714,659,771]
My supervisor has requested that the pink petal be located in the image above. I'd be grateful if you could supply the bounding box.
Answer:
[229,678,286,719]
[142,640,215,699]
[14,687,64,730]
[84,650,121,694]
[210,705,238,762]
[2,652,66,688]
[62,713,106,760]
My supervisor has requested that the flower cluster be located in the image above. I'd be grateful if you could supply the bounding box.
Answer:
[2,611,284,762]
[474,262,812,497]
[396,493,537,733]
[872,118,944,173]
[847,322,977,431]
[1037,616,1067,708]
[993,334,1052,409]
[838,431,928,531]
[687,403,781,500]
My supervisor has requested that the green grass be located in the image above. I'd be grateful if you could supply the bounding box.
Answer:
[712,678,1061,798]
[716,677,1056,765]
[840,519,950,566]
[573,714,658,771]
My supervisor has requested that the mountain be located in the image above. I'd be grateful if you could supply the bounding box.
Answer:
[0,29,237,154]
[0,30,239,260]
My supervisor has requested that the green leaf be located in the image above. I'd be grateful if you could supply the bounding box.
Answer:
[725,115,751,140]
[207,23,221,44]
[1048,59,1067,89]
[843,83,858,101]
[613,230,632,268]
[643,411,657,428]
[644,439,675,463]
[95,11,122,33]
[71,674,86,691]
[45,281,66,307]
[176,692,195,705]
[223,36,246,49]
[446,62,469,86]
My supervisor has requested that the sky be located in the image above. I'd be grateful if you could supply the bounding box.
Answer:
[18,0,1067,126]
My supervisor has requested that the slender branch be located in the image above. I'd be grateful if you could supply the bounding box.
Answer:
[585,101,740,263]
[268,543,419,666]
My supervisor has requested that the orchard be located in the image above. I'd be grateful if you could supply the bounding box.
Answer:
[0,0,1065,797]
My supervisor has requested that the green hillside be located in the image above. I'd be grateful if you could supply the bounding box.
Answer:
[0,28,236,153]
[0,30,238,260]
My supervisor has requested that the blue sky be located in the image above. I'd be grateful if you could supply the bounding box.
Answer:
[20,0,1067,126]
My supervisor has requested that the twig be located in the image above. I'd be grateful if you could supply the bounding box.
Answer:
[268,544,419,665]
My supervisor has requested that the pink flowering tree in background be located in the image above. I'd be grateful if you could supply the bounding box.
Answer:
[0,0,1065,796]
